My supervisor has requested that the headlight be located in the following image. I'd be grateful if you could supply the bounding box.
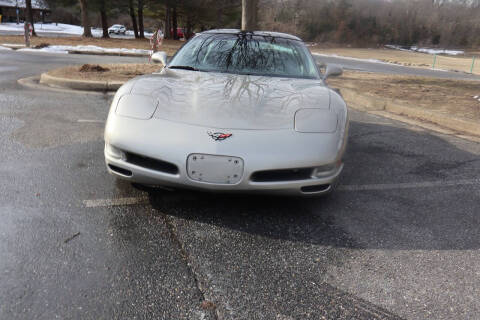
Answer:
[294,108,338,133]
[105,143,126,160]
[115,94,157,120]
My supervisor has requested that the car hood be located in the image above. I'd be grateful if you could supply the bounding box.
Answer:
[129,69,331,130]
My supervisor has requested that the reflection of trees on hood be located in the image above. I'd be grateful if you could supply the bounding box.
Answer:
[223,74,267,104]
[222,74,303,114]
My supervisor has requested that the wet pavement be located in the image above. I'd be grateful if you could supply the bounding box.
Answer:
[0,50,480,319]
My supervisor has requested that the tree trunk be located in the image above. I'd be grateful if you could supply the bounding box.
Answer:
[25,0,36,36]
[129,0,139,38]
[172,5,178,40]
[216,0,223,28]
[79,0,92,37]
[138,0,144,38]
[100,0,109,38]
[164,2,170,39]
[241,0,258,31]
[186,14,193,39]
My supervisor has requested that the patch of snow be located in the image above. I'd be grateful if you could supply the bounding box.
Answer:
[386,44,464,56]
[0,22,147,37]
[16,44,151,55]
[125,30,154,37]
[17,47,68,54]
[474,95,479,99]
[0,22,154,39]
[0,22,86,34]
[0,45,12,50]
[313,52,398,66]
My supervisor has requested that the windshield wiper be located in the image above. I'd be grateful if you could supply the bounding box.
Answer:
[168,65,199,71]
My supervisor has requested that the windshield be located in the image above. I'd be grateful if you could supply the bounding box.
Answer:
[168,33,320,79]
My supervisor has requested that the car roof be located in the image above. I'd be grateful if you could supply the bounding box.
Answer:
[199,29,302,41]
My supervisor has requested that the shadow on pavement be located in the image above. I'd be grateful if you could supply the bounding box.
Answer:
[138,121,480,251]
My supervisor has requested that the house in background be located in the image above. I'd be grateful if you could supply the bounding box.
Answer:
[0,0,50,23]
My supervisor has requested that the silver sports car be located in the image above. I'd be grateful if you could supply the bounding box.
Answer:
[104,29,349,195]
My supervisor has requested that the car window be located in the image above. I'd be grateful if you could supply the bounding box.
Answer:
[168,33,320,79]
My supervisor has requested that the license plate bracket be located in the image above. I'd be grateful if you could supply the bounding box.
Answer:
[187,154,244,184]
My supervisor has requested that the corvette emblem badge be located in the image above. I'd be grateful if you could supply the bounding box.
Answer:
[207,131,232,141]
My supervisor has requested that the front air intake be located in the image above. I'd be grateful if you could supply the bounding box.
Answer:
[125,152,179,175]
[250,168,313,182]
[108,164,133,177]
[301,184,331,193]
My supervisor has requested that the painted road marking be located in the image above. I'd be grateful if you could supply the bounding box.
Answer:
[77,119,105,123]
[338,179,480,192]
[83,179,480,207]
[83,196,149,208]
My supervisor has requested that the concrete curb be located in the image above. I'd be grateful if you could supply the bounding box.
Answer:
[40,72,125,92]
[341,88,480,137]
[2,43,26,49]
[18,75,115,95]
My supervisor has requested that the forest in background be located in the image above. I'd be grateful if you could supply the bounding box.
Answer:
[263,0,480,47]
[44,0,480,47]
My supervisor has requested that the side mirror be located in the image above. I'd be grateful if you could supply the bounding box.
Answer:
[151,51,168,65]
[323,64,343,79]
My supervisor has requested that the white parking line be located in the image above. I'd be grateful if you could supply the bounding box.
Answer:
[77,119,105,123]
[338,179,480,191]
[83,196,149,208]
[82,179,480,207]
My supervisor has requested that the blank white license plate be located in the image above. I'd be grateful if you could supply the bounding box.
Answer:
[187,154,244,184]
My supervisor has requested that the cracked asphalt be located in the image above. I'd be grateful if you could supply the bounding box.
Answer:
[1,50,480,319]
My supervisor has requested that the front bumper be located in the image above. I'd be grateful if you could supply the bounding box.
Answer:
[104,116,346,196]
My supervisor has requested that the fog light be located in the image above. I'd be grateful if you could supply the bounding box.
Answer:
[105,143,125,160]
[312,163,337,178]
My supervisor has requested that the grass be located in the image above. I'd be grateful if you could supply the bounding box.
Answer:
[0,35,183,56]
[311,47,480,75]
[47,63,161,82]
[328,71,480,122]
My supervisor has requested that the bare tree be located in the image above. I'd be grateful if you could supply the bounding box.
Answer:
[129,0,139,38]
[164,1,171,39]
[25,0,36,36]
[242,0,258,30]
[138,0,145,38]
[79,0,92,37]
[172,5,178,39]
[99,0,109,38]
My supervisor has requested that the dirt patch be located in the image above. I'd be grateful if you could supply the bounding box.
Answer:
[47,63,160,82]
[79,64,110,72]
[328,71,480,122]
[34,42,50,49]
[0,35,183,56]
[312,47,480,75]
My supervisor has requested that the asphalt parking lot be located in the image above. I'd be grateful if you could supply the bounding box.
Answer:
[1,51,480,319]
